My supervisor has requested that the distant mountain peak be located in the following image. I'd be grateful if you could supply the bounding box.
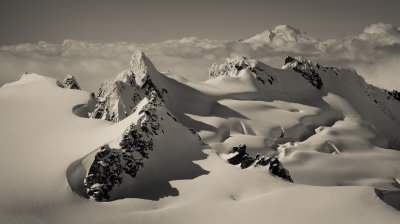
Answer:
[244,24,317,47]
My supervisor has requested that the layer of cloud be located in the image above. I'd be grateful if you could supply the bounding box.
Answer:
[0,23,399,92]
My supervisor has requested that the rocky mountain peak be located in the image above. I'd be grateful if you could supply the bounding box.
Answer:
[209,56,250,79]
[129,50,157,87]
[283,56,320,71]
[62,74,81,90]
[89,51,167,122]
[209,56,276,85]
[282,56,323,89]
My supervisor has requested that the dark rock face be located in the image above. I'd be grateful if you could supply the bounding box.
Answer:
[268,158,293,182]
[284,56,295,64]
[84,145,124,201]
[240,155,256,169]
[387,90,400,102]
[254,156,272,167]
[283,56,323,89]
[63,75,81,90]
[84,92,163,201]
[226,144,293,182]
[227,144,248,166]
[293,67,323,89]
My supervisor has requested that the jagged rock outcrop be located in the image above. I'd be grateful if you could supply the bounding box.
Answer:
[188,128,203,142]
[282,56,323,89]
[267,158,292,181]
[89,50,167,122]
[84,91,166,201]
[386,90,400,102]
[225,144,293,182]
[209,56,276,85]
[63,75,81,90]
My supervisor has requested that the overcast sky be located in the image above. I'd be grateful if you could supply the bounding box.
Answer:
[1,0,399,45]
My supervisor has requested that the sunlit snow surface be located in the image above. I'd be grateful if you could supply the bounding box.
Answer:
[1,68,400,224]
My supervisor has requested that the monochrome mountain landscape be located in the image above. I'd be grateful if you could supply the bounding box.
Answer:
[1,43,400,223]
[0,1,400,223]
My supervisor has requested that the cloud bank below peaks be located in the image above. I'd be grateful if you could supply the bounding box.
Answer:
[0,23,399,91]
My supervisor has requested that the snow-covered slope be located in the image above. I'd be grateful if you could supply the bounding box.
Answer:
[1,52,400,224]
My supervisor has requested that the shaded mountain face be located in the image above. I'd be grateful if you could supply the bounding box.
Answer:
[84,92,169,200]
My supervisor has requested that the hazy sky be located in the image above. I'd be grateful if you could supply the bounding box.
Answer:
[1,0,399,45]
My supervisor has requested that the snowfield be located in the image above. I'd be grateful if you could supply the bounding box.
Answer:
[0,52,400,224]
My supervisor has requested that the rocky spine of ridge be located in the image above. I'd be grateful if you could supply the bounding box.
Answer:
[225,144,293,182]
[282,56,323,89]
[209,56,276,85]
[89,51,167,122]
[84,91,170,201]
[62,75,81,90]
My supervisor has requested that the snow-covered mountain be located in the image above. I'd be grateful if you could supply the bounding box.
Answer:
[243,24,319,50]
[1,50,400,224]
